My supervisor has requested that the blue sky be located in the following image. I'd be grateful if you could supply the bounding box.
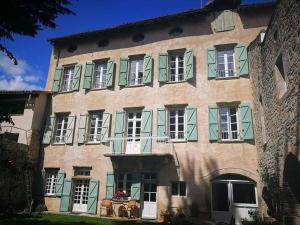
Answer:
[0,0,273,90]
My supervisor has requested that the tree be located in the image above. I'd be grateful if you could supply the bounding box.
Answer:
[0,0,74,65]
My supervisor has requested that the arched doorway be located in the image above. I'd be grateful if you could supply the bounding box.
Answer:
[211,174,258,225]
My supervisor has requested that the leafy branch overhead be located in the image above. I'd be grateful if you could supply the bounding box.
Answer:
[0,0,74,65]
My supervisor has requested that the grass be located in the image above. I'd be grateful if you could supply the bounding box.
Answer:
[0,213,159,225]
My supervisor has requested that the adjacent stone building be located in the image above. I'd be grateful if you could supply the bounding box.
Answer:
[0,90,49,212]
[248,0,300,223]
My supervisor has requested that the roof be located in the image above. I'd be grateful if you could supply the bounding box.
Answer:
[0,90,49,96]
[48,1,275,45]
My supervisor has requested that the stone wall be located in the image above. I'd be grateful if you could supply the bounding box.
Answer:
[0,137,33,213]
[248,0,300,222]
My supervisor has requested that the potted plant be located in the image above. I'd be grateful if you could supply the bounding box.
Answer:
[160,210,171,222]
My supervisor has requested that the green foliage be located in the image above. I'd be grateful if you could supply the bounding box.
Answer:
[0,0,74,65]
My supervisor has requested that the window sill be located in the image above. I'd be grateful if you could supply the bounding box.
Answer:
[125,84,145,88]
[52,142,66,146]
[85,141,101,145]
[166,80,186,84]
[91,87,107,91]
[168,139,187,143]
[215,76,239,80]
[54,90,76,95]
[218,140,244,143]
[44,194,57,198]
[172,195,187,198]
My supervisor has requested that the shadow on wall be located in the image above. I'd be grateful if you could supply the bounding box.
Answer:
[163,154,220,221]
[283,152,300,214]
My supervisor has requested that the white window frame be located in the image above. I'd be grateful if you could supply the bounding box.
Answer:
[116,172,132,195]
[61,66,75,92]
[54,114,69,144]
[168,107,185,141]
[126,111,142,142]
[128,57,144,86]
[216,48,236,78]
[219,106,240,141]
[171,181,187,197]
[45,169,59,196]
[168,51,185,82]
[87,111,103,143]
[92,61,107,89]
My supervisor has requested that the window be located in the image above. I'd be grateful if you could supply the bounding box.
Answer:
[87,112,103,143]
[232,183,256,204]
[61,66,75,92]
[93,62,107,89]
[169,52,184,82]
[127,111,142,141]
[274,54,287,98]
[217,48,235,78]
[171,181,187,197]
[74,168,91,176]
[219,106,239,140]
[128,57,143,86]
[168,108,185,140]
[45,169,58,195]
[0,101,25,115]
[54,114,69,144]
[116,173,132,195]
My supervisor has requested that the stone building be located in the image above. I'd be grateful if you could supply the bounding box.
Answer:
[248,0,300,223]
[0,90,49,212]
[41,1,274,224]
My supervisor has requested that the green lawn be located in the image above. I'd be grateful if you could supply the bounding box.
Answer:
[0,214,159,225]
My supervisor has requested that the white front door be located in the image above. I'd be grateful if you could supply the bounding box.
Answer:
[212,180,258,225]
[126,112,142,154]
[73,179,89,213]
[142,182,157,219]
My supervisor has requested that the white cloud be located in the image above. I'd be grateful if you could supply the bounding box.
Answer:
[0,55,44,90]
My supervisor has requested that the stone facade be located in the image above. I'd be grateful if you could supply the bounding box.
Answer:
[42,2,274,224]
[248,0,300,223]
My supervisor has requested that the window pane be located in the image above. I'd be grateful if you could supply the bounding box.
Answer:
[179,182,186,196]
[150,193,156,202]
[232,183,256,204]
[172,182,178,195]
[212,183,229,211]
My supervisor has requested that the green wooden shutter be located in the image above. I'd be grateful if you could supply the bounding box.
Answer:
[60,179,72,212]
[223,10,234,31]
[213,10,234,32]
[72,65,82,91]
[186,107,198,141]
[87,179,99,214]
[141,109,152,153]
[113,112,125,153]
[77,114,88,144]
[239,102,254,140]
[65,115,76,144]
[101,112,111,143]
[143,55,152,84]
[106,59,114,87]
[83,62,94,89]
[184,48,194,80]
[42,116,55,144]
[52,67,63,93]
[119,58,128,87]
[105,172,115,199]
[55,169,65,197]
[131,172,141,200]
[158,53,168,82]
[208,105,219,141]
[207,48,216,79]
[235,43,249,76]
[157,108,166,140]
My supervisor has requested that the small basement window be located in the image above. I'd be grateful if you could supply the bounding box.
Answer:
[274,54,287,98]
